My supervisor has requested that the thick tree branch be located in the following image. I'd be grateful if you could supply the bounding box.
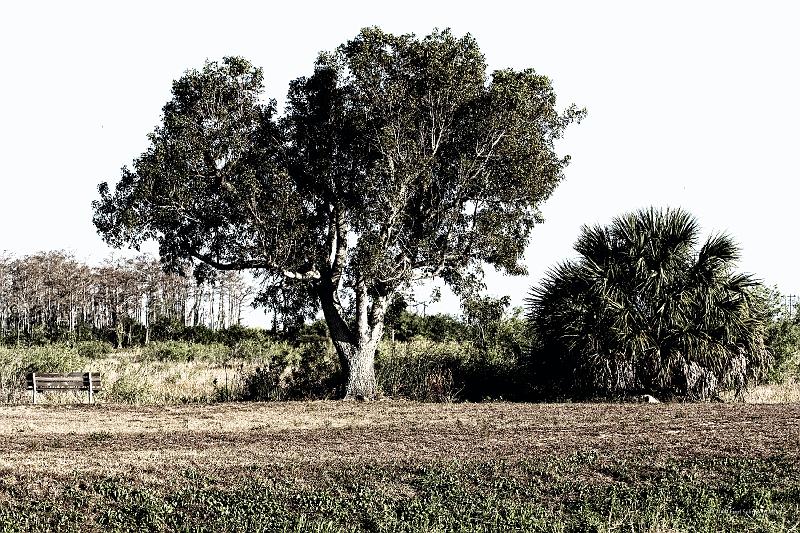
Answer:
[189,251,320,280]
[189,251,268,271]
[367,294,389,346]
[317,278,354,346]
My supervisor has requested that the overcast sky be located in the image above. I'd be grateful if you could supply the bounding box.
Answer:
[1,1,798,321]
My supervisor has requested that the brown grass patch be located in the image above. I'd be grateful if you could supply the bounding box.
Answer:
[0,401,797,484]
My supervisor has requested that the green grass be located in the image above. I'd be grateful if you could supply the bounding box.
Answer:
[0,455,797,532]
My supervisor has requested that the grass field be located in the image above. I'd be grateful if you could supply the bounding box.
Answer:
[0,401,798,531]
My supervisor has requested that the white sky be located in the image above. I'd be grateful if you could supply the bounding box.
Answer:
[1,1,798,322]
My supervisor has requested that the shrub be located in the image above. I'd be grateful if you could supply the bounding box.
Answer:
[376,339,523,402]
[764,316,800,383]
[229,337,292,362]
[17,344,86,374]
[240,366,284,401]
[217,325,269,346]
[181,325,218,344]
[107,369,154,404]
[75,340,114,360]
[0,345,87,403]
[149,316,186,342]
[757,286,800,383]
[377,340,463,401]
[239,342,299,401]
[283,340,341,400]
[240,340,340,401]
[385,311,468,343]
[528,207,770,401]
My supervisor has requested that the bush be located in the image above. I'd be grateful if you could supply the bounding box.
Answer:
[528,208,770,401]
[238,341,300,401]
[107,369,154,404]
[764,317,800,383]
[229,337,294,362]
[385,311,468,342]
[0,345,88,403]
[240,340,340,401]
[377,340,463,401]
[149,316,186,342]
[757,286,800,383]
[240,365,284,401]
[17,344,86,374]
[295,320,329,343]
[376,339,523,402]
[283,340,341,400]
[75,340,114,359]
[181,325,214,344]
[217,325,270,346]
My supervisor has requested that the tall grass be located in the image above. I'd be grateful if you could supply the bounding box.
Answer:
[376,339,524,402]
[0,338,336,404]
[0,345,87,403]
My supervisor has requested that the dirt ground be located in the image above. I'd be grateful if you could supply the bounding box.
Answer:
[0,401,798,484]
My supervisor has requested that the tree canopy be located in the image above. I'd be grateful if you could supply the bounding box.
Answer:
[527,207,770,400]
[93,28,584,399]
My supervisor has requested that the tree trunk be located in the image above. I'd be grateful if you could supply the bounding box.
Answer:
[333,339,378,400]
[112,308,123,349]
[317,278,387,401]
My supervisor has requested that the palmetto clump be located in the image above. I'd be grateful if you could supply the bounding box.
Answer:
[527,207,770,400]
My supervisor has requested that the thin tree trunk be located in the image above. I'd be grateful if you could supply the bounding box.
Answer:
[112,308,123,349]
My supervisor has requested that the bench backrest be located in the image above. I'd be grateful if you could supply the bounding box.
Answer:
[26,372,102,390]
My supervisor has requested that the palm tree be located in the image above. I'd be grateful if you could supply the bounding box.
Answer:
[527,207,770,400]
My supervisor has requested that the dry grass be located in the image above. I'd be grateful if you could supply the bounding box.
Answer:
[13,350,255,405]
[737,380,800,403]
[0,401,798,483]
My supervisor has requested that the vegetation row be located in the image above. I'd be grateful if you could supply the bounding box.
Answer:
[2,456,798,531]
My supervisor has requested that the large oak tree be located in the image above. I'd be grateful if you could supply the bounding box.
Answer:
[93,28,583,399]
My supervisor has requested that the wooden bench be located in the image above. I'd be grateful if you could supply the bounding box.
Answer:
[26,372,102,404]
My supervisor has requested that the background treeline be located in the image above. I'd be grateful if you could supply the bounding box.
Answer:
[0,251,253,347]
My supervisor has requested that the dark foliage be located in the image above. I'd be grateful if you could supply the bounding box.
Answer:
[527,207,770,401]
[241,339,341,401]
[384,310,469,342]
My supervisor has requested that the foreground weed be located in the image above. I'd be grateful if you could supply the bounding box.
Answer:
[0,457,797,532]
